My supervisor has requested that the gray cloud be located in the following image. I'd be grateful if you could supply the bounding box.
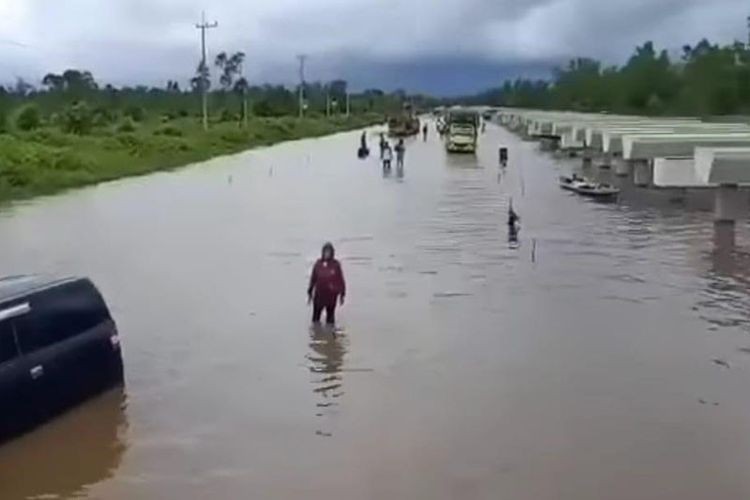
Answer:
[0,0,748,93]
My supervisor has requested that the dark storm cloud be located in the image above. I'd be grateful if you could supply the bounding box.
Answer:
[0,0,748,94]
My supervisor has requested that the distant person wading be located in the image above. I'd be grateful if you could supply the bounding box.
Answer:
[382,142,393,170]
[395,139,406,169]
[307,242,346,324]
[379,133,388,159]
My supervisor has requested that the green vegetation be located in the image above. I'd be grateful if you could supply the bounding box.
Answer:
[467,38,750,117]
[0,63,430,203]
[0,114,382,203]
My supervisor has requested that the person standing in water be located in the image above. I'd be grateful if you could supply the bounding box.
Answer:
[358,131,369,158]
[422,124,428,141]
[308,242,346,325]
[395,139,406,169]
[382,142,393,171]
[507,201,520,243]
[379,133,388,159]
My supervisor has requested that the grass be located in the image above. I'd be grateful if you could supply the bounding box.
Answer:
[0,114,383,203]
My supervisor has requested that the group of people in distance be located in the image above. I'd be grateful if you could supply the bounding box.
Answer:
[310,131,410,325]
[310,125,519,326]
[379,133,406,171]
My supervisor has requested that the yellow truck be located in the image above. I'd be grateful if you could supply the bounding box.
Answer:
[445,110,479,153]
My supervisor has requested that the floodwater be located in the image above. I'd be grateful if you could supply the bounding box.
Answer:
[2,122,750,499]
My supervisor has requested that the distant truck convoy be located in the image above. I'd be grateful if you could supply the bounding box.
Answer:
[0,275,124,443]
[445,109,480,153]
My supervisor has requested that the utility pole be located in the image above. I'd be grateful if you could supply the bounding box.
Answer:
[297,54,307,119]
[326,85,331,118]
[196,11,218,131]
[239,60,248,129]
[346,92,350,117]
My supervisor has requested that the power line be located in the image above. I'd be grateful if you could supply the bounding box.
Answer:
[196,11,218,131]
[297,54,307,118]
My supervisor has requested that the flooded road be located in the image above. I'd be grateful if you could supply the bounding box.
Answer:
[3,122,750,499]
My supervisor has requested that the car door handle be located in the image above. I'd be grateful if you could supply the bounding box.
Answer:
[30,365,44,380]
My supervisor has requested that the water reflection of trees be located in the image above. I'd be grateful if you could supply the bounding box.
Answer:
[307,327,348,437]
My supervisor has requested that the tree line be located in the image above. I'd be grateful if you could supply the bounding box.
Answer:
[461,38,750,117]
[0,55,437,135]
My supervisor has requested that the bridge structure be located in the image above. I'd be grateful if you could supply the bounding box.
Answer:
[497,109,750,242]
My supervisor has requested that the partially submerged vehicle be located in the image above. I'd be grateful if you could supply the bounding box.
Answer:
[0,275,124,443]
[559,175,620,198]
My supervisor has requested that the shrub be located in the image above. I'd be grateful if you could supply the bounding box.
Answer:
[178,109,189,118]
[219,129,249,144]
[48,112,61,127]
[91,107,115,127]
[253,100,279,117]
[219,108,236,122]
[116,117,137,133]
[27,128,73,147]
[124,105,146,122]
[52,151,95,172]
[153,125,183,137]
[61,101,93,135]
[15,104,41,131]
[0,163,32,187]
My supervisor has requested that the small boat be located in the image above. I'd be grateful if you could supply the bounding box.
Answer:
[559,175,620,198]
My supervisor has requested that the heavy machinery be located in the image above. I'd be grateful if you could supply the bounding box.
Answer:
[388,103,420,137]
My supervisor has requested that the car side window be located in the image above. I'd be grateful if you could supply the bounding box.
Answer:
[0,320,19,364]
[15,280,110,354]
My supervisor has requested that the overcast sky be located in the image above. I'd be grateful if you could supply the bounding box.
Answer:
[0,0,748,94]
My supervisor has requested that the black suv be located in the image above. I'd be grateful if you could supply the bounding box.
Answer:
[0,276,124,443]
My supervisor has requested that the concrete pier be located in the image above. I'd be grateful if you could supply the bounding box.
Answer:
[633,160,652,187]
[598,153,612,169]
[582,149,593,168]
[614,158,631,176]
[714,184,746,223]
[539,137,558,151]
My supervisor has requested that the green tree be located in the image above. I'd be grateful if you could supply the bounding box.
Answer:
[214,51,245,91]
[61,100,93,135]
[190,61,211,93]
[14,104,41,131]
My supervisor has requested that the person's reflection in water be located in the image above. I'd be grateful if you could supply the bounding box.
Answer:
[507,202,520,247]
[307,325,348,437]
[508,226,519,246]
[0,388,129,499]
[396,164,404,179]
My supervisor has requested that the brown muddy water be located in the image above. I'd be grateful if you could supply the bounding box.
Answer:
[2,122,750,500]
